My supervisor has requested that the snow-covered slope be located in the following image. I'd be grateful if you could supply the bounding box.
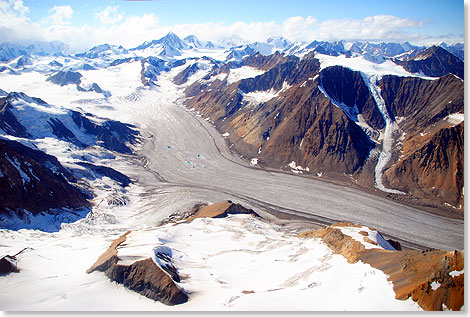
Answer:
[0,211,422,311]
[0,91,138,154]
[115,214,422,310]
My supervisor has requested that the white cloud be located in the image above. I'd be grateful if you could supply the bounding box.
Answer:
[0,0,28,16]
[282,16,317,41]
[95,6,123,25]
[0,0,45,44]
[316,15,425,42]
[0,2,460,52]
[48,5,73,25]
[41,13,161,52]
[0,0,29,27]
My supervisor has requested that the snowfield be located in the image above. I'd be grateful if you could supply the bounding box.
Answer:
[0,214,421,311]
[315,53,439,80]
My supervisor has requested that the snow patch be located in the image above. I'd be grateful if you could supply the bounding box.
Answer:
[240,81,290,108]
[335,225,396,251]
[316,53,438,80]
[449,269,464,277]
[431,281,441,291]
[243,90,279,105]
[227,66,266,84]
[444,113,464,126]
[288,161,309,174]
[309,75,319,82]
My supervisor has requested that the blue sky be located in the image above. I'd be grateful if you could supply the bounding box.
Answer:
[1,0,465,51]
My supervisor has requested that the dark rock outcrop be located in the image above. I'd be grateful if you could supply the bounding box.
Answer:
[0,138,90,215]
[109,57,134,67]
[107,258,188,306]
[82,63,96,71]
[48,60,63,68]
[0,255,19,274]
[0,97,30,138]
[76,162,132,187]
[238,52,321,93]
[242,52,289,71]
[87,231,188,306]
[70,110,139,154]
[320,66,385,130]
[173,62,199,85]
[47,70,82,86]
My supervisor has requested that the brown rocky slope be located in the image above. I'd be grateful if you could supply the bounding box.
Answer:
[379,74,464,209]
[384,122,464,208]
[185,57,375,175]
[299,223,464,311]
[182,52,464,211]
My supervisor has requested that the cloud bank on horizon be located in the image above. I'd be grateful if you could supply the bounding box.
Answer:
[0,0,464,52]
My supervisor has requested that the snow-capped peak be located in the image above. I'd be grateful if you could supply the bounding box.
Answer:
[75,44,128,59]
[130,32,189,57]
[184,35,202,49]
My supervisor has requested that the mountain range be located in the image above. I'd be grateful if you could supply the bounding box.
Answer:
[0,31,464,311]
[0,32,464,63]
[0,31,464,221]
[182,43,464,211]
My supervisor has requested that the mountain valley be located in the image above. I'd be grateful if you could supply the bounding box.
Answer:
[0,32,464,311]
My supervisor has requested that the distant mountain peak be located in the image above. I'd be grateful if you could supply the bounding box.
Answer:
[394,44,464,78]
[75,43,128,59]
[184,35,202,49]
[131,31,188,56]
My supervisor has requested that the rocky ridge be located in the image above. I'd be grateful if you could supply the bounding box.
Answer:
[0,90,139,226]
[181,47,464,212]
[299,222,464,311]
[394,46,464,79]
